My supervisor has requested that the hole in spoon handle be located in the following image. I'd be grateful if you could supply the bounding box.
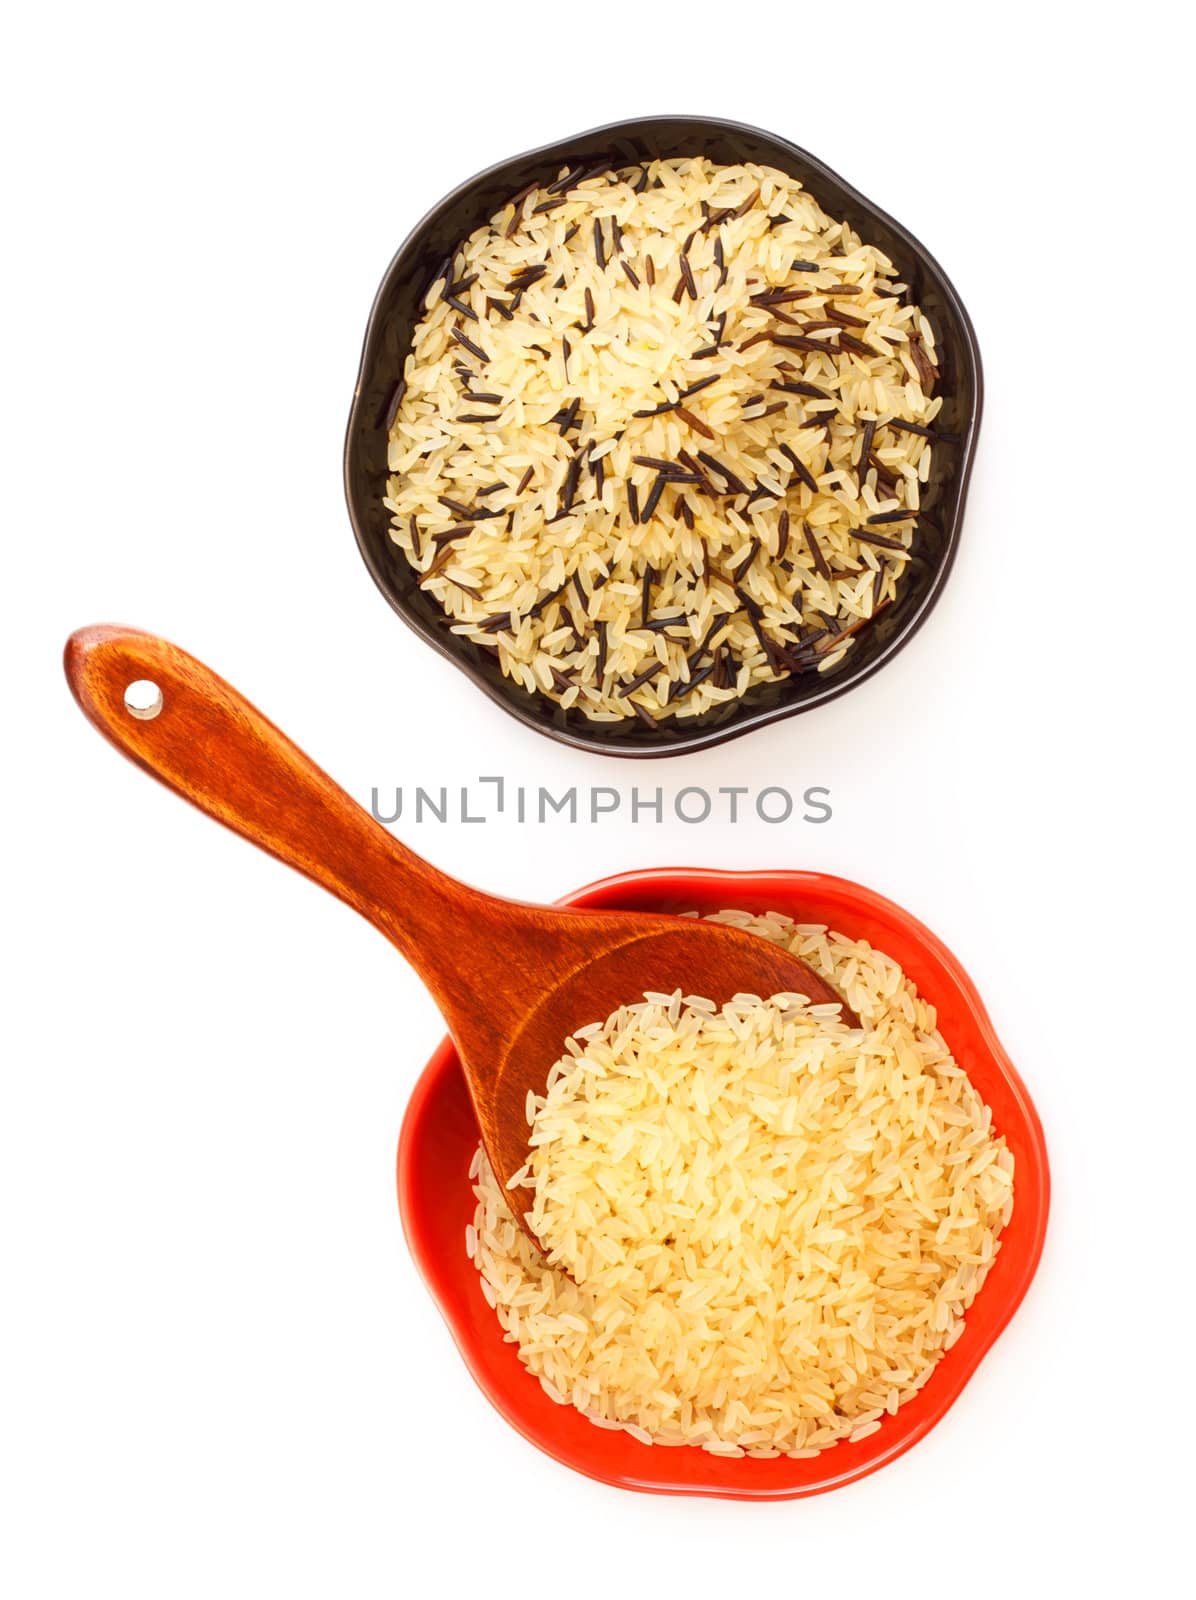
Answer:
[123,678,163,719]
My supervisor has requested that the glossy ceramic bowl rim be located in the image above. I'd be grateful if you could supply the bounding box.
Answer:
[397,868,1049,1499]
[345,115,984,757]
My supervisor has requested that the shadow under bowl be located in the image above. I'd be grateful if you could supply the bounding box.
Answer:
[345,116,983,757]
[397,867,1048,1499]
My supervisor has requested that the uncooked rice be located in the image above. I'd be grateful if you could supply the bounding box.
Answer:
[385,158,943,724]
[467,910,1013,1457]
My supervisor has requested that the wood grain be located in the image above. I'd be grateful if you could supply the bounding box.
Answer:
[64,624,858,1248]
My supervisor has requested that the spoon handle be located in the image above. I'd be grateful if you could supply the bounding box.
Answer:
[63,624,474,978]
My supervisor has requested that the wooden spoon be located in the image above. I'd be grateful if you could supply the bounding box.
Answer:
[64,625,858,1246]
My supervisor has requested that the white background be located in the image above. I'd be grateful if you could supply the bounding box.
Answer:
[3,4,1191,1595]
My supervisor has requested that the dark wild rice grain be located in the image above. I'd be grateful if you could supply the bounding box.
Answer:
[853,528,906,550]
[803,521,831,578]
[449,327,490,363]
[676,406,715,439]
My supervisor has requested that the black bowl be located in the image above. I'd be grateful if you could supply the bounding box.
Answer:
[344,115,982,757]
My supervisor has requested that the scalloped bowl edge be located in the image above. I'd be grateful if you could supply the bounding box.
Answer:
[397,867,1048,1498]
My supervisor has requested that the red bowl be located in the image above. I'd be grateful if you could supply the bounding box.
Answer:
[397,869,1050,1499]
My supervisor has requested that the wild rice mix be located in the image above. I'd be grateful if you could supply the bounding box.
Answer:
[468,911,1013,1458]
[386,158,946,724]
